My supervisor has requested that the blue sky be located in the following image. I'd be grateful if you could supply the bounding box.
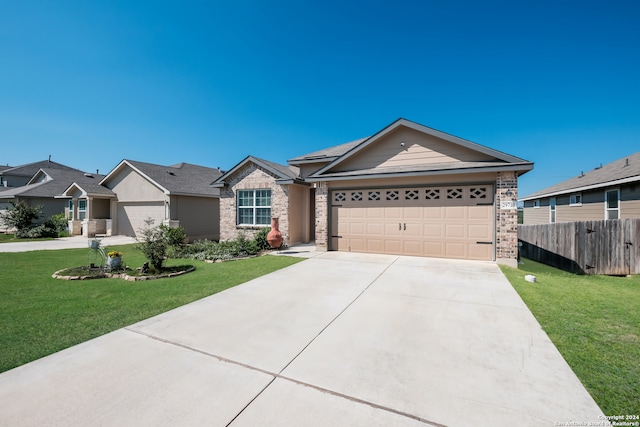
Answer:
[1,1,638,198]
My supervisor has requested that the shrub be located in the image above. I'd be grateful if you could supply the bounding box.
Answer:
[137,219,169,270]
[254,227,271,251]
[49,213,69,236]
[178,233,263,262]
[162,224,186,247]
[0,201,42,236]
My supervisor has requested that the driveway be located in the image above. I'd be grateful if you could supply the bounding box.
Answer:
[0,251,604,426]
[0,235,137,252]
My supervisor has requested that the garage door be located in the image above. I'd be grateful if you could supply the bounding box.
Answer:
[330,185,494,261]
[117,202,165,238]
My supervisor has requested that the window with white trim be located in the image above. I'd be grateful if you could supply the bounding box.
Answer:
[569,193,582,206]
[549,197,556,223]
[533,200,540,208]
[237,189,271,226]
[605,189,620,220]
[78,200,87,220]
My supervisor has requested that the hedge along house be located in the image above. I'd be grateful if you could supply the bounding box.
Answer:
[91,160,223,241]
[520,152,640,224]
[215,118,533,267]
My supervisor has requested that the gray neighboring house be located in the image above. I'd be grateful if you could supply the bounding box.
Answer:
[520,152,640,224]
[89,160,223,241]
[0,159,75,188]
[0,165,105,232]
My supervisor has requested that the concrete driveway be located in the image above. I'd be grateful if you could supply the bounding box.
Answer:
[0,251,604,426]
[0,235,137,252]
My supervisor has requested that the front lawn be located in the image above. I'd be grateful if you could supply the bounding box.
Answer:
[0,233,55,243]
[500,259,640,416]
[0,245,303,373]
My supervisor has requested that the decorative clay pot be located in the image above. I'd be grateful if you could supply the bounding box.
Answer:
[267,217,283,249]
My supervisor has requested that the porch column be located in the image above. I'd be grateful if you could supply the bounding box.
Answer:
[314,181,328,251]
[496,171,519,268]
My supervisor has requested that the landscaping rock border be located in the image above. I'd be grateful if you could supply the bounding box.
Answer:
[52,266,195,282]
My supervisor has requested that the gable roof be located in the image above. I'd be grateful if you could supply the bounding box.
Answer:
[212,156,304,187]
[0,168,107,199]
[305,118,533,181]
[0,160,81,178]
[101,160,222,197]
[287,138,368,165]
[520,152,640,201]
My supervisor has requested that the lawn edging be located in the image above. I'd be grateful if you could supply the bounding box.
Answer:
[52,266,195,282]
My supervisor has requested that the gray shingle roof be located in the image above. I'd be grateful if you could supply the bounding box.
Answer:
[287,138,368,164]
[520,152,640,200]
[0,168,108,199]
[120,160,222,196]
[0,160,81,178]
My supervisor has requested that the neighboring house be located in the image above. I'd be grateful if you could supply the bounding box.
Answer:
[0,165,103,231]
[214,118,533,267]
[0,159,74,188]
[88,160,223,241]
[520,152,640,224]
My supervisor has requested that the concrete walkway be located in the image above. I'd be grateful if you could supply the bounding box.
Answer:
[0,235,138,252]
[0,251,604,426]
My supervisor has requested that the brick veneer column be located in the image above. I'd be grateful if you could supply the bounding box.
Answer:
[496,171,519,268]
[314,181,328,251]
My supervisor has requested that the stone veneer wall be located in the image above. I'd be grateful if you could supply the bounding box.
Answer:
[219,163,290,243]
[495,171,519,267]
[314,181,328,251]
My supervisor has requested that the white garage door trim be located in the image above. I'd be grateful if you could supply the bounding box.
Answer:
[330,184,495,261]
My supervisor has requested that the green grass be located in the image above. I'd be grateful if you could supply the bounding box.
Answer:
[0,245,304,373]
[500,259,640,415]
[0,233,55,243]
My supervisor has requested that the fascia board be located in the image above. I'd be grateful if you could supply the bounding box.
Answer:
[306,163,533,182]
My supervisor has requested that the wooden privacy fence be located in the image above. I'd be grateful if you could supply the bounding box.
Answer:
[518,219,640,275]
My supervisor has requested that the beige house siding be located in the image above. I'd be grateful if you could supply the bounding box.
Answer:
[622,185,640,218]
[287,184,313,244]
[522,204,548,225]
[299,163,327,178]
[523,183,640,224]
[335,127,495,172]
[219,163,290,244]
[170,195,219,241]
[90,198,111,219]
[105,168,166,202]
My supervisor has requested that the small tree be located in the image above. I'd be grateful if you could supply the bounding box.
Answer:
[0,201,42,237]
[137,219,169,271]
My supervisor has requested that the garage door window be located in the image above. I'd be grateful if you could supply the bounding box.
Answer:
[238,189,271,226]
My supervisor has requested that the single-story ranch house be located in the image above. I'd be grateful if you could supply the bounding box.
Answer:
[520,152,640,224]
[63,160,223,240]
[0,162,105,230]
[214,118,533,267]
